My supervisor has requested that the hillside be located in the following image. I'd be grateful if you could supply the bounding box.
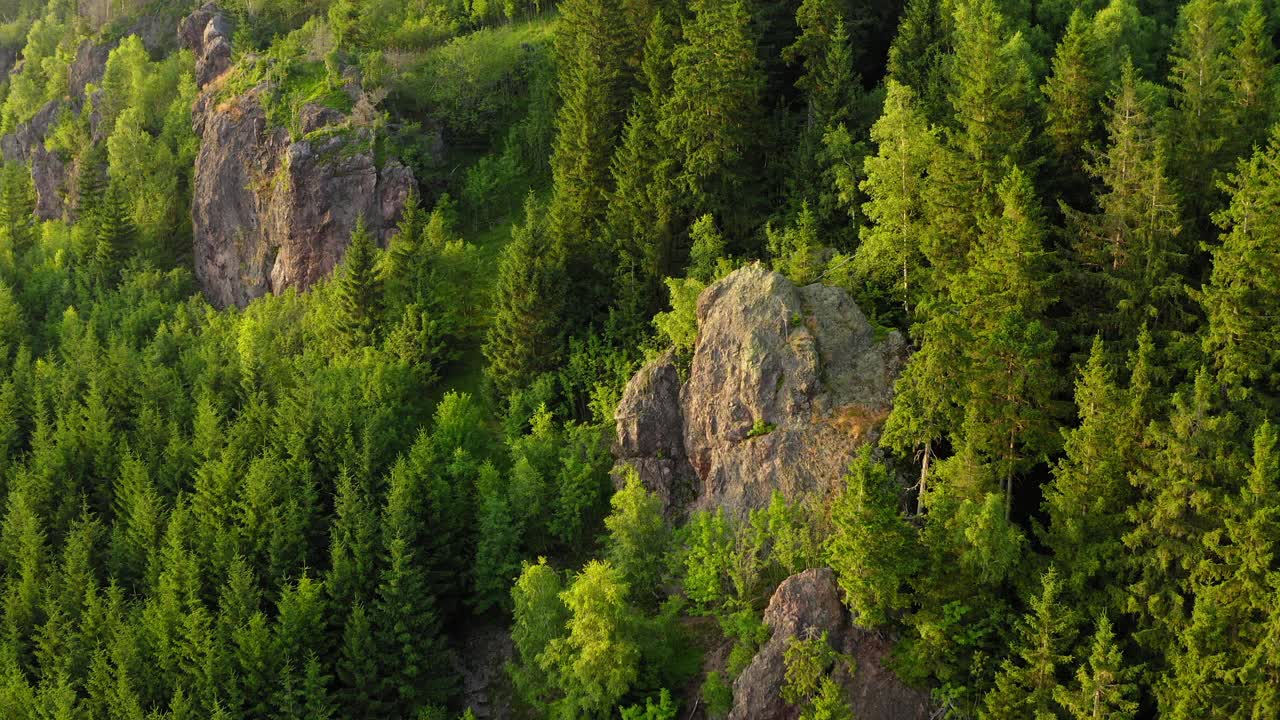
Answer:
[0,0,1278,719]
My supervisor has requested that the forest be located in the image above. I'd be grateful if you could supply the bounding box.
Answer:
[0,0,1277,718]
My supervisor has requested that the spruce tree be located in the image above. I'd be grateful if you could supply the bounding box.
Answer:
[1053,615,1138,720]
[945,0,1041,196]
[1166,0,1233,231]
[1041,337,1143,616]
[92,183,137,289]
[372,536,452,716]
[1200,127,1280,403]
[982,567,1076,719]
[1124,369,1244,657]
[548,0,633,320]
[335,218,383,352]
[659,0,763,227]
[0,164,37,259]
[1042,9,1104,206]
[1064,62,1186,346]
[483,197,567,398]
[887,0,952,124]
[856,80,938,319]
[1223,0,1276,162]
[826,446,920,626]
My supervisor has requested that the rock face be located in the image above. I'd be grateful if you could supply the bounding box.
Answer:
[1,100,69,220]
[728,569,932,720]
[615,265,905,517]
[182,4,419,308]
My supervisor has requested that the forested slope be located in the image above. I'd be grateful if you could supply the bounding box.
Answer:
[0,0,1277,718]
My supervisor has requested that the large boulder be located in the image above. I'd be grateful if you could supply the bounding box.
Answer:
[182,5,419,308]
[728,569,933,720]
[615,265,905,517]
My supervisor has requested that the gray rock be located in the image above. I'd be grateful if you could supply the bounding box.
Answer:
[69,39,112,99]
[1,100,68,220]
[180,3,233,89]
[452,621,514,720]
[728,569,933,720]
[614,265,905,518]
[614,350,698,515]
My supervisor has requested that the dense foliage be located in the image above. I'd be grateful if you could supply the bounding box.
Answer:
[0,0,1279,718]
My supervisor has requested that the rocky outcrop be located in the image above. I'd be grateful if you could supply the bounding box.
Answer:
[728,569,932,720]
[182,4,419,308]
[615,265,906,517]
[613,350,699,514]
[453,622,514,720]
[1,100,69,220]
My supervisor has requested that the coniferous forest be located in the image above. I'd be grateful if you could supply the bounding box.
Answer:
[0,0,1278,718]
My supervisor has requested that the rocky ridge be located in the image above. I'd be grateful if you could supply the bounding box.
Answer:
[182,3,419,308]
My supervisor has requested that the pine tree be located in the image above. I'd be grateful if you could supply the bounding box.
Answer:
[1064,62,1186,345]
[856,80,939,319]
[336,603,378,719]
[335,218,383,351]
[1053,615,1138,719]
[1200,127,1280,403]
[483,197,567,398]
[982,567,1076,719]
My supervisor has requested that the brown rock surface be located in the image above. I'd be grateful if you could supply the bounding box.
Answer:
[728,569,933,720]
[182,4,420,308]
